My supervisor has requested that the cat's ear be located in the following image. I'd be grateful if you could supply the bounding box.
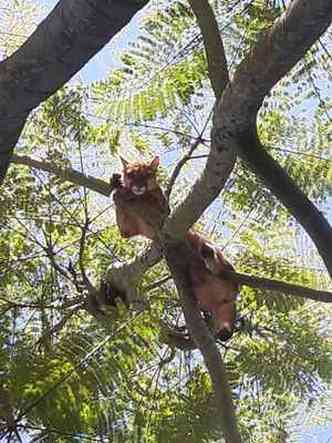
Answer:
[149,156,160,171]
[119,156,129,168]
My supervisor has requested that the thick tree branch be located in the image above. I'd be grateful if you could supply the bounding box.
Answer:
[165,0,234,237]
[227,0,332,117]
[238,136,332,278]
[177,0,332,276]
[0,0,148,184]
[164,240,242,443]
[212,0,332,276]
[164,7,239,438]
[11,154,111,196]
[187,0,229,98]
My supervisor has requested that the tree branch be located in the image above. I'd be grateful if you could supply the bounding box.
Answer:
[165,0,234,236]
[229,0,332,116]
[175,0,332,275]
[187,0,229,97]
[221,270,332,303]
[105,243,162,306]
[0,0,148,183]
[11,154,111,196]
[164,240,242,443]
[164,7,240,440]
[242,136,332,277]
[212,0,332,276]
[166,136,202,201]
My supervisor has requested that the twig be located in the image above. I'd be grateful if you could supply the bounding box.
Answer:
[166,106,214,201]
[166,136,203,200]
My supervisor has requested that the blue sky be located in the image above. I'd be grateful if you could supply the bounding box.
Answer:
[301,427,332,443]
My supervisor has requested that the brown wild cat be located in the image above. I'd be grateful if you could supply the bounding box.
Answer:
[112,156,168,239]
[112,157,238,341]
[186,230,238,341]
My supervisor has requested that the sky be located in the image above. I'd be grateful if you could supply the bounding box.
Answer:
[299,427,332,443]
[7,1,332,442]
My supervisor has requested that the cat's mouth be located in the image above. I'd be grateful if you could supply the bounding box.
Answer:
[132,186,146,195]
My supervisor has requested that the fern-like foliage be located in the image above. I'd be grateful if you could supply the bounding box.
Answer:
[92,1,202,122]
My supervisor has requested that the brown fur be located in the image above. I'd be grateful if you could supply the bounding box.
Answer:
[113,157,238,340]
[186,230,238,340]
[113,157,168,239]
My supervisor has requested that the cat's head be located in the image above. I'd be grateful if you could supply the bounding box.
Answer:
[120,156,160,195]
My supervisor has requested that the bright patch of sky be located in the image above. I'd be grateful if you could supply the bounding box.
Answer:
[301,426,332,443]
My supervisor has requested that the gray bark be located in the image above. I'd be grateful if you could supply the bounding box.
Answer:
[170,0,332,276]
[215,0,332,276]
[164,240,242,443]
[0,0,148,183]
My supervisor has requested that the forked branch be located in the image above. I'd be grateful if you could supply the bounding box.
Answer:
[185,0,332,276]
